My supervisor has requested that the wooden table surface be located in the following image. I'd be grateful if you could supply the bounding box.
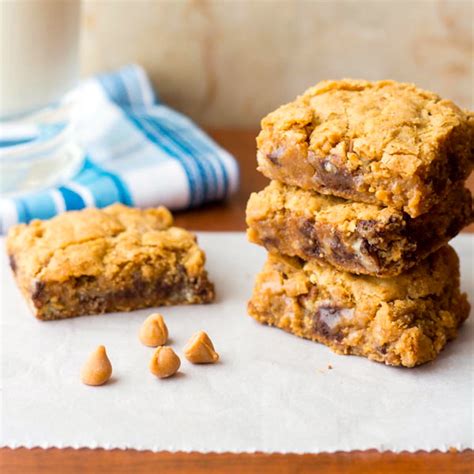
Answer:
[1,130,472,474]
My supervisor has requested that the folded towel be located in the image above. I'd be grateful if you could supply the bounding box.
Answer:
[0,65,239,233]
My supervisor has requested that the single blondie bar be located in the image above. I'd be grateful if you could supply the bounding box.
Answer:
[247,181,473,277]
[7,204,215,320]
[248,246,469,367]
[257,80,473,217]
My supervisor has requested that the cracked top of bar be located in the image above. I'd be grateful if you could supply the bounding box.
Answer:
[7,204,207,282]
[257,79,473,217]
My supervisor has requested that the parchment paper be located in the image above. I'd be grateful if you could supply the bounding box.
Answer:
[1,233,472,453]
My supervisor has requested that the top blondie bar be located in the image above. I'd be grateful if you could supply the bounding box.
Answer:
[257,79,473,217]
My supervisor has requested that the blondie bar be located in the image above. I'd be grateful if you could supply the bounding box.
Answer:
[257,80,473,217]
[248,246,469,367]
[247,181,473,277]
[7,204,215,320]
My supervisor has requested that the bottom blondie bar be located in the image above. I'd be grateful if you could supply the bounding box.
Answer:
[248,246,469,367]
[7,204,215,320]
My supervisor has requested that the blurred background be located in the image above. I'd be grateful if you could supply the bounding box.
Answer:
[80,0,473,128]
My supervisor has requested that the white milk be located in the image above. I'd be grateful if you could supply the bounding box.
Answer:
[0,0,81,119]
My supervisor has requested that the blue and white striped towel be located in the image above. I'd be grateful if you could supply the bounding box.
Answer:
[0,65,239,233]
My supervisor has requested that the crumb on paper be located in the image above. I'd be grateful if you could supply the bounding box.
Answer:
[316,365,333,374]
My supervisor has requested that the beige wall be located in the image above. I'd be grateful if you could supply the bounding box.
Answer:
[81,0,473,128]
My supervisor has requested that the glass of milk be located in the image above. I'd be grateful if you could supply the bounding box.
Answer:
[0,0,84,195]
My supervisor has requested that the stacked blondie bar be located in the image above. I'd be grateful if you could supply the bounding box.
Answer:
[246,79,473,367]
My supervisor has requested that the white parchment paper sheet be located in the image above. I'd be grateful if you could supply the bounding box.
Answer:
[1,233,473,453]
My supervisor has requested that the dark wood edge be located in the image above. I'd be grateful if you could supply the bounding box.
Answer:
[1,448,473,474]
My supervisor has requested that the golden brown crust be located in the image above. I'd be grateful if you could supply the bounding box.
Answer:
[248,246,470,367]
[257,79,473,217]
[246,181,473,276]
[7,204,214,320]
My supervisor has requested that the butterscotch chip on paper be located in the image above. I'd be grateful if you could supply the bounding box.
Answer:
[184,331,219,364]
[149,346,181,378]
[80,345,113,386]
[139,313,169,347]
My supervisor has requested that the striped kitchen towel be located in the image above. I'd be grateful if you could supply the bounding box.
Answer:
[0,65,238,233]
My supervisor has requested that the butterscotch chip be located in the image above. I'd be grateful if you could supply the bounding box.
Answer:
[184,331,219,364]
[149,346,181,378]
[80,345,113,386]
[139,313,168,347]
